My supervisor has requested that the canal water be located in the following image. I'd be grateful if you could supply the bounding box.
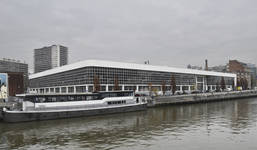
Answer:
[1,97,257,150]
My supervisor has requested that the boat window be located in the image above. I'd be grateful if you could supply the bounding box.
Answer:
[86,96,93,100]
[109,93,117,97]
[37,97,45,103]
[77,96,81,101]
[45,97,52,102]
[68,96,75,101]
[35,97,39,103]
[45,96,57,102]
[26,93,107,103]
[77,96,86,101]
[107,100,126,105]
[99,92,133,98]
[25,96,34,102]
[52,97,57,102]
[116,92,133,97]
[101,93,110,98]
[59,96,67,102]
[93,95,100,100]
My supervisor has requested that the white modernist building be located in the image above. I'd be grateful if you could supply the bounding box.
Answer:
[29,60,237,94]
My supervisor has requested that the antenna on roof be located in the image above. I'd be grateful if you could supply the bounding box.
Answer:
[144,60,150,65]
[205,59,208,71]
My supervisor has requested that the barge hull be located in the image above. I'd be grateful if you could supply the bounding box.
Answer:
[2,104,147,123]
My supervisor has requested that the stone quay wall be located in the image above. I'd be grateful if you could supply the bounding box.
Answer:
[147,90,257,107]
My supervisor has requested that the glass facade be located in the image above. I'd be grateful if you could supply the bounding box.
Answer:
[29,66,235,93]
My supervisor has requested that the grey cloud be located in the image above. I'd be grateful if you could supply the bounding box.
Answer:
[0,0,257,72]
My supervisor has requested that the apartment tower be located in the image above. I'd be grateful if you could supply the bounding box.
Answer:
[34,45,68,73]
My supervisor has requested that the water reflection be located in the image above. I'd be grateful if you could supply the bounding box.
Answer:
[1,98,257,150]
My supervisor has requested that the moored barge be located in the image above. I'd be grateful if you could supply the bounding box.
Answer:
[1,91,147,123]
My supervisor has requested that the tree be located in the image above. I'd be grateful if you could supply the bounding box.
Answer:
[220,77,226,91]
[237,78,241,87]
[240,78,245,90]
[244,78,248,90]
[148,83,153,96]
[93,74,100,92]
[114,76,120,91]
[236,77,242,90]
[171,75,176,95]
[161,81,167,95]
[216,82,220,92]
[241,77,248,90]
[152,87,159,96]
[232,80,235,91]
[133,85,137,92]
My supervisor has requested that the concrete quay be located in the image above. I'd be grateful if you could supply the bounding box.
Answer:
[147,90,257,107]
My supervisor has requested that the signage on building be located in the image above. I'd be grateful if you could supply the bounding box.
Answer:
[0,73,8,99]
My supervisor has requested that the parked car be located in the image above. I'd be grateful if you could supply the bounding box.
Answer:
[163,91,173,96]
[183,90,191,94]
[224,88,232,92]
[174,91,183,95]
[191,90,201,94]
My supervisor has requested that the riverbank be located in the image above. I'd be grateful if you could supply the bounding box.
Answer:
[147,90,257,107]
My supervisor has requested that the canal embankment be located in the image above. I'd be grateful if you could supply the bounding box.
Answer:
[147,90,257,107]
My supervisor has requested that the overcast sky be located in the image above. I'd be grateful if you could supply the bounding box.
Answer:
[1,0,257,72]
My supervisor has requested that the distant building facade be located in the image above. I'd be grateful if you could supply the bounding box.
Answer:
[187,65,203,70]
[0,58,28,94]
[34,45,68,73]
[209,65,228,73]
[255,76,257,90]
[188,59,256,90]
[246,63,257,88]
[228,60,252,89]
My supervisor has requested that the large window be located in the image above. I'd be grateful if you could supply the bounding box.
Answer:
[76,86,87,93]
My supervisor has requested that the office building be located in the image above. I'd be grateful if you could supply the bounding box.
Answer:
[34,45,68,73]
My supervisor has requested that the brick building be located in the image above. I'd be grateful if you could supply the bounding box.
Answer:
[0,58,28,91]
[228,60,252,89]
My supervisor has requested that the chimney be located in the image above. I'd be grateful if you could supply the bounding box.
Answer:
[205,59,208,71]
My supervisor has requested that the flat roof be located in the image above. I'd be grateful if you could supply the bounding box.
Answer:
[30,60,236,79]
[16,91,133,97]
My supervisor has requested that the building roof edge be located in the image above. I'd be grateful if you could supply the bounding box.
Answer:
[29,59,237,79]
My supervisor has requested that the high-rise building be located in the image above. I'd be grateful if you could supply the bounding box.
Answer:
[34,45,68,73]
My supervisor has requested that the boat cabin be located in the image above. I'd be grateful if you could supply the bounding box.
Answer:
[16,91,134,103]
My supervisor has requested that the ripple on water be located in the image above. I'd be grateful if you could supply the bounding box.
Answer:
[2,98,257,149]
